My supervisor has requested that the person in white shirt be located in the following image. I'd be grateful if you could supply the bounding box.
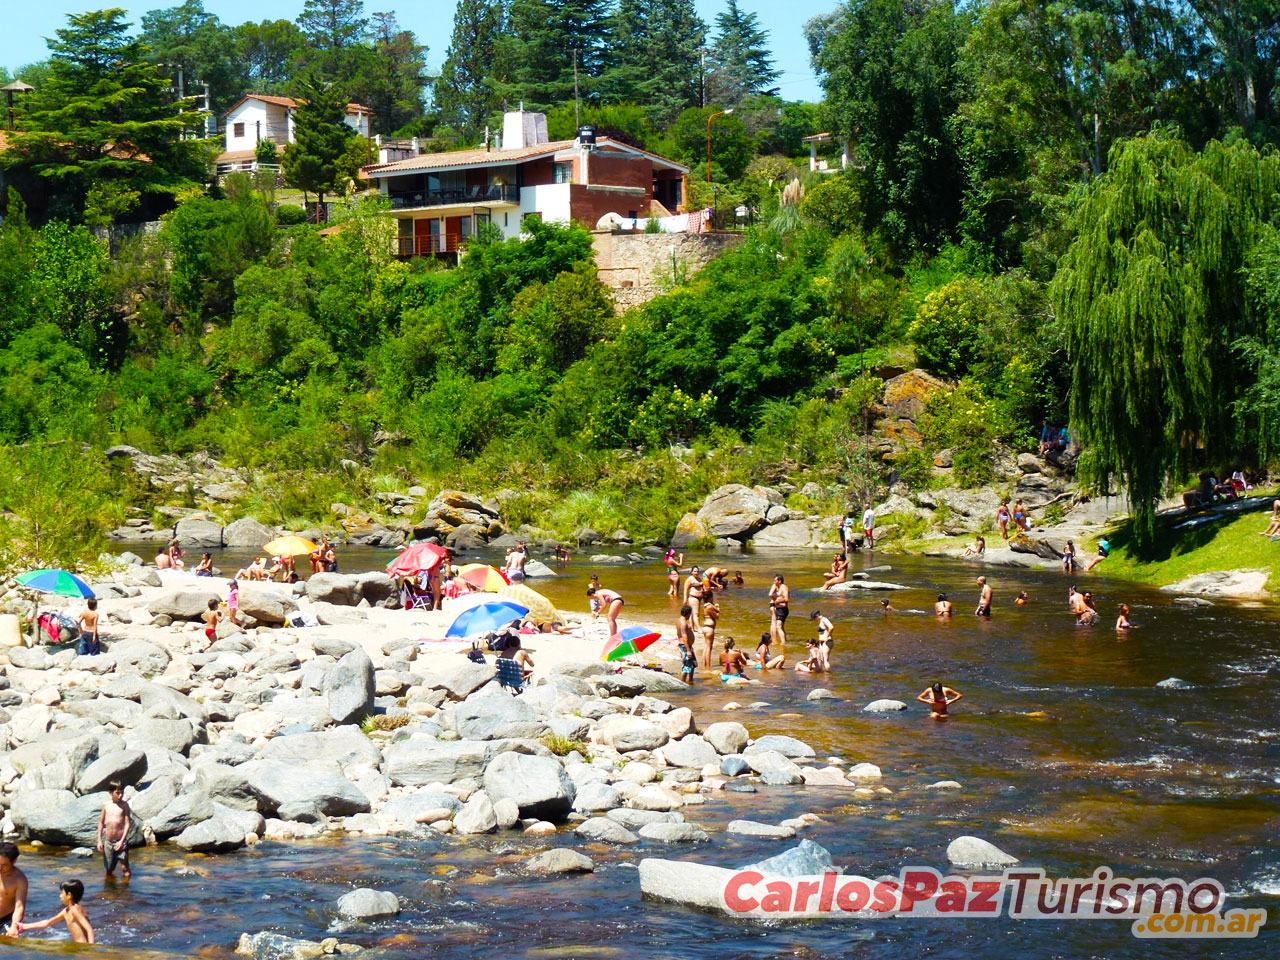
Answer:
[861,504,877,550]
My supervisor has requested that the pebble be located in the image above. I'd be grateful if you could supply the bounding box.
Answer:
[925,780,962,790]
[1156,677,1194,689]
[722,702,743,711]
[806,688,837,701]
[524,821,556,836]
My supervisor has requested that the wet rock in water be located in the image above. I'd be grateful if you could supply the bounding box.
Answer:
[606,808,683,830]
[239,760,372,817]
[11,789,112,846]
[807,688,837,701]
[638,822,709,843]
[575,817,639,844]
[659,735,718,769]
[946,835,1020,867]
[484,752,575,820]
[174,814,251,853]
[745,735,815,759]
[926,780,962,790]
[696,484,773,541]
[1159,569,1269,600]
[745,839,841,877]
[704,722,749,755]
[235,931,331,959]
[493,797,520,829]
[323,648,376,726]
[743,750,803,786]
[726,820,796,839]
[149,789,216,839]
[719,756,750,777]
[76,749,148,794]
[385,738,489,787]
[380,790,462,825]
[846,763,882,780]
[523,820,557,836]
[336,888,401,919]
[863,699,908,713]
[453,791,498,834]
[724,782,758,794]
[522,559,556,578]
[1171,597,1213,607]
[1156,677,1195,689]
[572,781,621,814]
[628,784,685,811]
[597,715,669,752]
[638,859,740,911]
[525,848,594,874]
[799,767,851,786]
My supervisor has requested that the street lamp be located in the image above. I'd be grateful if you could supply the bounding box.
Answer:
[706,107,734,183]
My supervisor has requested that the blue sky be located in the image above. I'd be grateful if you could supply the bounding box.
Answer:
[2,0,828,102]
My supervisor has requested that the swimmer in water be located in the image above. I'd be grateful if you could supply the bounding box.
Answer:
[934,593,952,616]
[1115,603,1132,630]
[917,681,963,719]
[880,598,895,614]
[1015,591,1028,606]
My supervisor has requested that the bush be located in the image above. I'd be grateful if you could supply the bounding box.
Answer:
[275,204,309,225]
[919,381,1017,487]
[908,278,986,379]
[894,448,933,488]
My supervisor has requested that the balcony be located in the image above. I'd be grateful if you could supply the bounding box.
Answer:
[388,184,519,210]
[397,234,466,257]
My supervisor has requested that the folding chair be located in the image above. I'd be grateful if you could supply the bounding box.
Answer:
[496,656,526,693]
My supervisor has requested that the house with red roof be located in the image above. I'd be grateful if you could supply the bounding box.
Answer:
[215,94,373,175]
[361,110,689,258]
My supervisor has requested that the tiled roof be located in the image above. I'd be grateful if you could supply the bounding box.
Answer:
[214,149,259,163]
[365,140,575,175]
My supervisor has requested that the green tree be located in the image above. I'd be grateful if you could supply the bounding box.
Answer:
[235,19,307,91]
[2,9,209,222]
[282,77,354,217]
[806,0,970,254]
[604,0,706,124]
[1189,0,1280,133]
[1051,132,1280,546]
[435,0,506,139]
[672,106,754,180]
[498,0,612,111]
[706,0,780,106]
[139,0,246,116]
[354,12,427,134]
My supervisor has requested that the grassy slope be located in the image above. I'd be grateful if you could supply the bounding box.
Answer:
[1090,505,1280,591]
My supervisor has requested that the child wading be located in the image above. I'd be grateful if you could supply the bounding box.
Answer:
[17,879,94,943]
[97,781,132,879]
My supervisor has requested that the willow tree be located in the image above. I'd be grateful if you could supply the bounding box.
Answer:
[1051,131,1280,546]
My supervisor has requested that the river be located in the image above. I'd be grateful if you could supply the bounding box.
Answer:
[17,546,1278,957]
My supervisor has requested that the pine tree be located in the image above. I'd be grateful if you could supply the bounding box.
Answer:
[707,0,779,106]
[282,77,354,219]
[351,12,427,134]
[498,0,612,112]
[296,0,369,85]
[604,0,706,124]
[2,9,208,223]
[435,0,506,138]
[1051,131,1280,546]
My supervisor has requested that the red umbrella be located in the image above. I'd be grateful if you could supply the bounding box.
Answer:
[387,542,448,577]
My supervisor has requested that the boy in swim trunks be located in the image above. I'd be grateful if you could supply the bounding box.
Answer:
[97,781,132,879]
[17,879,94,943]
[202,598,222,647]
[678,643,697,684]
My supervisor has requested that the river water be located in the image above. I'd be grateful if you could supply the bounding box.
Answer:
[16,547,1279,956]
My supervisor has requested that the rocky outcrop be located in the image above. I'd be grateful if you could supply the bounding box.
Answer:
[1158,569,1270,600]
[413,490,503,546]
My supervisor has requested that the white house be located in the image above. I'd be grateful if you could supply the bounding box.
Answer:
[215,94,373,175]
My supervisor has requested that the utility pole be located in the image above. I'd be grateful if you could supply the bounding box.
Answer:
[572,48,580,129]
[700,49,706,108]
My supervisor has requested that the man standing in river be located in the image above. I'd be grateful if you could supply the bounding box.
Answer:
[0,841,29,935]
[769,574,790,647]
[975,576,993,618]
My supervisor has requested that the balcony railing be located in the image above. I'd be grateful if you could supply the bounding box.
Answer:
[388,184,519,209]
[397,233,466,256]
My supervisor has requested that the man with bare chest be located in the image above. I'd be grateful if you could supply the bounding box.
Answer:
[0,842,29,935]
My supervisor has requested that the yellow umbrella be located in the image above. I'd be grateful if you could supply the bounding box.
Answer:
[498,583,559,624]
[457,563,509,592]
[263,535,318,556]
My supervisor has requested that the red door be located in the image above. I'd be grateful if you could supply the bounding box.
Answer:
[413,218,432,255]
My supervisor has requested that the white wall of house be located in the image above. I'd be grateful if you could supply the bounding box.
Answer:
[520,183,571,227]
[224,100,367,153]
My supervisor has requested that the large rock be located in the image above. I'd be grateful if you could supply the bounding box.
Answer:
[638,822,709,843]
[260,728,381,773]
[379,790,461,824]
[304,573,359,606]
[863,699,909,713]
[638,859,739,912]
[76,750,148,794]
[173,813,251,853]
[138,682,207,723]
[946,835,1020,867]
[150,789,216,839]
[727,819,796,839]
[235,931,330,960]
[174,517,224,548]
[323,648,375,725]
[743,750,803,785]
[1159,569,1270,600]
[618,668,691,695]
[126,718,201,755]
[336,888,400,919]
[111,639,172,675]
[236,587,297,626]
[751,519,815,548]
[385,738,489,786]
[223,518,275,548]
[878,368,948,424]
[353,572,398,607]
[455,689,547,740]
[670,513,709,550]
[745,839,841,877]
[525,849,594,874]
[239,759,371,817]
[575,817,638,843]
[572,781,622,814]
[12,790,120,846]
[597,715,669,752]
[483,752,575,820]
[453,791,498,834]
[745,735,814,759]
[427,663,497,700]
[522,560,556,579]
[148,589,221,622]
[696,485,772,541]
[704,722,749,755]
[660,735,718,768]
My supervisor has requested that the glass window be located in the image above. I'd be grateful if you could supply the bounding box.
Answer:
[459,216,472,237]
[398,219,413,237]
[233,122,245,138]
[552,161,573,184]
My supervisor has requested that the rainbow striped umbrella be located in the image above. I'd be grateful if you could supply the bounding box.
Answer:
[602,626,661,662]
[16,569,95,599]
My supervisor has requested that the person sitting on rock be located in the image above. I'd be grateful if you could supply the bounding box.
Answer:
[154,549,171,570]
[194,553,214,577]
[719,637,750,677]
[961,536,985,558]
[794,639,824,673]
[820,553,848,591]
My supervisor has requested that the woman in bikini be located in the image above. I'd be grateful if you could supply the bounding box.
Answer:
[821,553,848,591]
[917,681,963,719]
[810,609,834,670]
[683,567,704,630]
[700,595,721,669]
[587,586,624,635]
[997,501,1011,540]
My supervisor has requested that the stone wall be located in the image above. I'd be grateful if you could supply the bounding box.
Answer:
[590,230,744,309]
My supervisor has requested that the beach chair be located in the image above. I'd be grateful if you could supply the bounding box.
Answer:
[496,656,526,693]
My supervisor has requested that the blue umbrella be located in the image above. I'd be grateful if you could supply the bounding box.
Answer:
[445,600,530,638]
[16,569,95,599]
